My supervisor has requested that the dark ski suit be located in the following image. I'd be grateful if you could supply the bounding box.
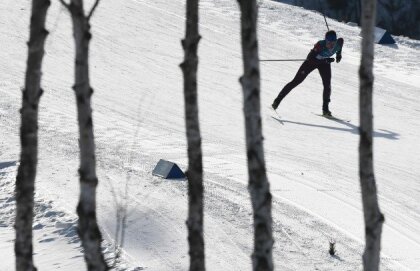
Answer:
[274,38,343,112]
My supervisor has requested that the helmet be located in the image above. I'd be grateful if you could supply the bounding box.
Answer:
[325,30,337,42]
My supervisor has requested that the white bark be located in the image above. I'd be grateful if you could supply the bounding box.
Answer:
[180,0,205,270]
[359,0,385,270]
[61,0,108,269]
[15,1,50,270]
[237,0,274,270]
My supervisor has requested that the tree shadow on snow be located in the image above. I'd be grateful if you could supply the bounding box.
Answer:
[331,254,344,262]
[0,161,17,170]
[0,161,17,178]
[272,117,399,140]
[382,43,399,49]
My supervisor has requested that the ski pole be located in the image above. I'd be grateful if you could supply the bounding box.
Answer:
[259,59,306,62]
[318,0,330,30]
[323,14,330,31]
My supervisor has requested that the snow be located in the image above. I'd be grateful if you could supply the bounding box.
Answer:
[1,0,420,270]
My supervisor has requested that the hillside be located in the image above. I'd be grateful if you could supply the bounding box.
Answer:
[1,0,420,270]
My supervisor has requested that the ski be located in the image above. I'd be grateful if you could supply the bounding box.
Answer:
[313,113,350,123]
[269,106,284,125]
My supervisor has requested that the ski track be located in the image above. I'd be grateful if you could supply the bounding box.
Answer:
[1,0,420,270]
[0,163,144,271]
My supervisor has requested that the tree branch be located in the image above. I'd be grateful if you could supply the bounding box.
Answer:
[87,0,101,21]
[58,0,70,10]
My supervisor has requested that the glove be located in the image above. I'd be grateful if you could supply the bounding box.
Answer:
[325,58,335,64]
[336,54,342,63]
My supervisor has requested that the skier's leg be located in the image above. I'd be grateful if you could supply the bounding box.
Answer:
[272,61,316,109]
[318,63,332,113]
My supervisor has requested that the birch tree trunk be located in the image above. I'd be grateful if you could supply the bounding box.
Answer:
[63,0,108,269]
[180,0,205,270]
[237,1,273,270]
[15,1,50,270]
[359,0,385,270]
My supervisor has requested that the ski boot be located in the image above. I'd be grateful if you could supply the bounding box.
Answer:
[322,109,332,117]
[272,97,281,110]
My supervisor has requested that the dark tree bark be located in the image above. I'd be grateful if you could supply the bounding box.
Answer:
[60,0,108,270]
[359,0,385,270]
[15,1,50,270]
[236,1,274,270]
[180,0,205,270]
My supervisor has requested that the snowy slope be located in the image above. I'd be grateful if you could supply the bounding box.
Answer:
[1,0,420,270]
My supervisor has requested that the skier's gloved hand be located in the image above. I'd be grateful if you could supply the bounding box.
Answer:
[336,54,342,63]
[325,58,335,64]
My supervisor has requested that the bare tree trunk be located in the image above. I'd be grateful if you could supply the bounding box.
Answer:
[180,0,205,270]
[237,1,274,270]
[359,0,385,270]
[60,0,108,270]
[15,1,50,270]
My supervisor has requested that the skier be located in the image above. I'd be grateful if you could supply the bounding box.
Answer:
[271,30,344,116]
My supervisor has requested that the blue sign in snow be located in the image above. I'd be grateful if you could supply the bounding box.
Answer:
[152,159,186,179]
[374,27,396,44]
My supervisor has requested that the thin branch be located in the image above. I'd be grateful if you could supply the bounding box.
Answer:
[58,0,70,10]
[87,0,101,21]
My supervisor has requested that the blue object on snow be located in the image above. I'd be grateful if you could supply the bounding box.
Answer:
[374,27,396,44]
[152,159,186,179]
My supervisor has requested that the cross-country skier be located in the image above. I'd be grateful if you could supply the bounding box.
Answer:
[271,30,344,116]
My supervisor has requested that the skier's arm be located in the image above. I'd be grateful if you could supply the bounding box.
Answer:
[306,50,318,61]
[306,41,333,64]
[306,41,322,62]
